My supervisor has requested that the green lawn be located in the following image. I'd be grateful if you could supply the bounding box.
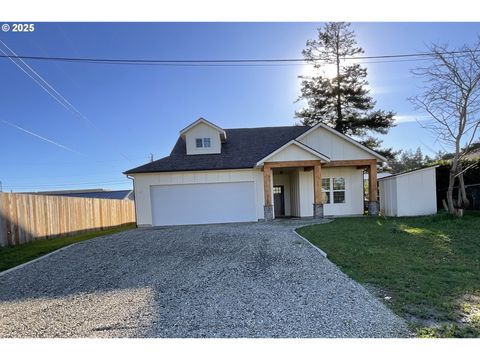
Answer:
[297,213,480,338]
[0,224,136,273]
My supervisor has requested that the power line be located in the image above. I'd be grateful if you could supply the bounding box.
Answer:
[0,40,94,128]
[0,49,477,66]
[0,39,133,162]
[0,118,84,155]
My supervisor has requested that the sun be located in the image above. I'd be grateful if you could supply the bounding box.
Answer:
[300,63,338,80]
[300,59,356,80]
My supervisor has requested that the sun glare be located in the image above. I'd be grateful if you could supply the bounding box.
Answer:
[301,59,356,80]
[301,63,336,79]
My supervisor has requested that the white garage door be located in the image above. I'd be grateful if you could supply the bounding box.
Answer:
[150,181,257,226]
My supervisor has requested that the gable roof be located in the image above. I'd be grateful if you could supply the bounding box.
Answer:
[125,125,310,174]
[255,140,330,166]
[296,122,388,162]
[179,117,227,142]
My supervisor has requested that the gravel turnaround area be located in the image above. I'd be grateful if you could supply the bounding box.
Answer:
[0,220,409,338]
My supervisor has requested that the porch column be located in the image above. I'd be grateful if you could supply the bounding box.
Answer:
[313,162,324,219]
[263,165,274,220]
[368,160,379,216]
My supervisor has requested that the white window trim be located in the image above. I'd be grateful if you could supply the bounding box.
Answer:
[195,138,203,148]
[322,177,347,205]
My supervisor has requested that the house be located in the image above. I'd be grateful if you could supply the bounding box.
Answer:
[124,118,386,226]
[32,188,134,201]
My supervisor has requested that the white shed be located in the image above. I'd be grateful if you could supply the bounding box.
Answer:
[379,166,438,217]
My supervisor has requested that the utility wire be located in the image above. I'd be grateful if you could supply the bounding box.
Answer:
[0,40,94,128]
[0,49,477,66]
[0,39,133,162]
[0,119,84,155]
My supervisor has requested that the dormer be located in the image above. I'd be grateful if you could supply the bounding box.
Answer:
[180,118,226,155]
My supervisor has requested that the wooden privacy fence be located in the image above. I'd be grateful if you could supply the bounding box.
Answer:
[0,192,136,247]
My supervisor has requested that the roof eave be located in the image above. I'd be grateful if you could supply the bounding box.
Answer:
[179,117,227,141]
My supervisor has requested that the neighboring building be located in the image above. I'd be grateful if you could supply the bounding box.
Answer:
[379,166,438,217]
[33,188,134,201]
[125,118,386,226]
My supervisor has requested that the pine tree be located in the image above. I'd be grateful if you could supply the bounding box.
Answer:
[387,147,433,173]
[296,22,395,157]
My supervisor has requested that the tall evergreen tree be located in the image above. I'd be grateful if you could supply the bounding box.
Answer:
[296,22,395,157]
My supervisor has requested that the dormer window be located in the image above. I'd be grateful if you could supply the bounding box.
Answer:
[181,118,224,155]
[196,138,211,148]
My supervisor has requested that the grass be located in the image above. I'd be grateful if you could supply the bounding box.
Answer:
[297,212,480,338]
[0,224,136,273]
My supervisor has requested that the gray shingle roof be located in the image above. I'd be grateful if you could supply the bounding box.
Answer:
[125,125,311,174]
[41,190,133,200]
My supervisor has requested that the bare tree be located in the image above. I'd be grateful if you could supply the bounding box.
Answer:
[411,39,480,216]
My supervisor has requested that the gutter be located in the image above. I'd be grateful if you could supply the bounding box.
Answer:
[126,175,139,228]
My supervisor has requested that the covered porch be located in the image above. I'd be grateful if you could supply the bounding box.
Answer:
[262,159,379,220]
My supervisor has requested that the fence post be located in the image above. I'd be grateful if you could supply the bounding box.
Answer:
[0,193,7,247]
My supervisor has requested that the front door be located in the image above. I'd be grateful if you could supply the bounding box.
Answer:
[273,185,285,217]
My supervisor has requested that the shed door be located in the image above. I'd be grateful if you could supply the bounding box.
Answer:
[150,181,257,226]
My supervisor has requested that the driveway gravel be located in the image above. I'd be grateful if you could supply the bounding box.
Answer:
[0,220,409,338]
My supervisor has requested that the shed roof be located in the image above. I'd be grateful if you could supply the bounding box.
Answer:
[378,165,438,181]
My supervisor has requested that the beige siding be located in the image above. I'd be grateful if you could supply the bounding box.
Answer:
[266,143,321,162]
[379,167,437,217]
[395,168,436,216]
[133,169,265,226]
[379,177,398,216]
[184,122,222,155]
[299,127,375,160]
[289,170,301,217]
[298,166,364,217]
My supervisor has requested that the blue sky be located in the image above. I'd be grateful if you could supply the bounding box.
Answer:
[0,22,479,192]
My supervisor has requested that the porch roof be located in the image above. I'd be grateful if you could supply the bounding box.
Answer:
[255,140,330,167]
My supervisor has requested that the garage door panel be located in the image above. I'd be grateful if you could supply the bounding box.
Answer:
[150,182,257,226]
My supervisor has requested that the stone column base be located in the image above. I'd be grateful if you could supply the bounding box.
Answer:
[264,205,274,221]
[313,203,324,219]
[368,201,380,216]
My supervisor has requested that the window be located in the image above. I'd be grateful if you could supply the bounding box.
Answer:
[321,177,346,204]
[333,177,346,203]
[273,186,282,194]
[195,138,211,148]
[321,178,330,204]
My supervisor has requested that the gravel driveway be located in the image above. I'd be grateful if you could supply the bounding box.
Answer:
[0,220,408,338]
